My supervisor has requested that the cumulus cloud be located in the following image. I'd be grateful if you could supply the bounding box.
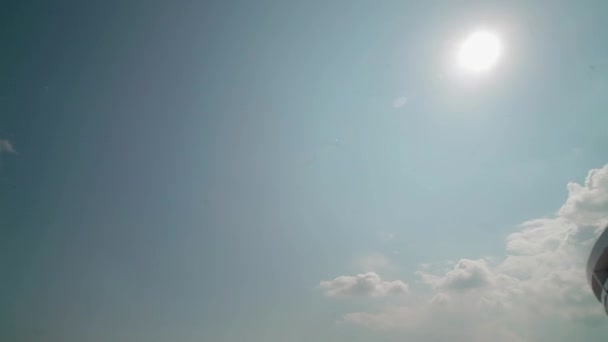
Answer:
[0,139,15,154]
[559,166,608,227]
[418,259,494,292]
[322,164,608,340]
[319,272,409,298]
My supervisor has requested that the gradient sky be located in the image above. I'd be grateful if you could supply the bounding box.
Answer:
[3,1,608,341]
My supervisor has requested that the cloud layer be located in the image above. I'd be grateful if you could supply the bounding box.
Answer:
[321,165,608,341]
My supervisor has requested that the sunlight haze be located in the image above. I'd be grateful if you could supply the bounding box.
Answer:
[2,1,608,341]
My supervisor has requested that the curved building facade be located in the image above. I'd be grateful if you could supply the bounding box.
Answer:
[587,226,608,315]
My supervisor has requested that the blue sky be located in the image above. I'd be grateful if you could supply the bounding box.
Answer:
[2,1,608,341]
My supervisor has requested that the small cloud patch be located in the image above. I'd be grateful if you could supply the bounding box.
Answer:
[392,96,408,108]
[320,272,409,298]
[0,140,15,154]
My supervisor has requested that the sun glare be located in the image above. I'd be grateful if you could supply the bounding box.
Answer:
[458,31,502,72]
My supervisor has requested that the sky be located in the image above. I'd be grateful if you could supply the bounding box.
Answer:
[2,0,608,341]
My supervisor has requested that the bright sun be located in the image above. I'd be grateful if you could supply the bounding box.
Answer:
[458,31,502,72]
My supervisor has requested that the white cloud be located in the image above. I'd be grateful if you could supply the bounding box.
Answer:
[322,164,608,340]
[0,139,15,154]
[418,258,494,291]
[559,166,608,227]
[319,272,409,298]
[392,96,408,108]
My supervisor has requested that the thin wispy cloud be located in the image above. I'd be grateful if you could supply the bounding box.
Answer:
[354,253,393,273]
[392,96,408,108]
[378,232,395,241]
[0,139,15,154]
